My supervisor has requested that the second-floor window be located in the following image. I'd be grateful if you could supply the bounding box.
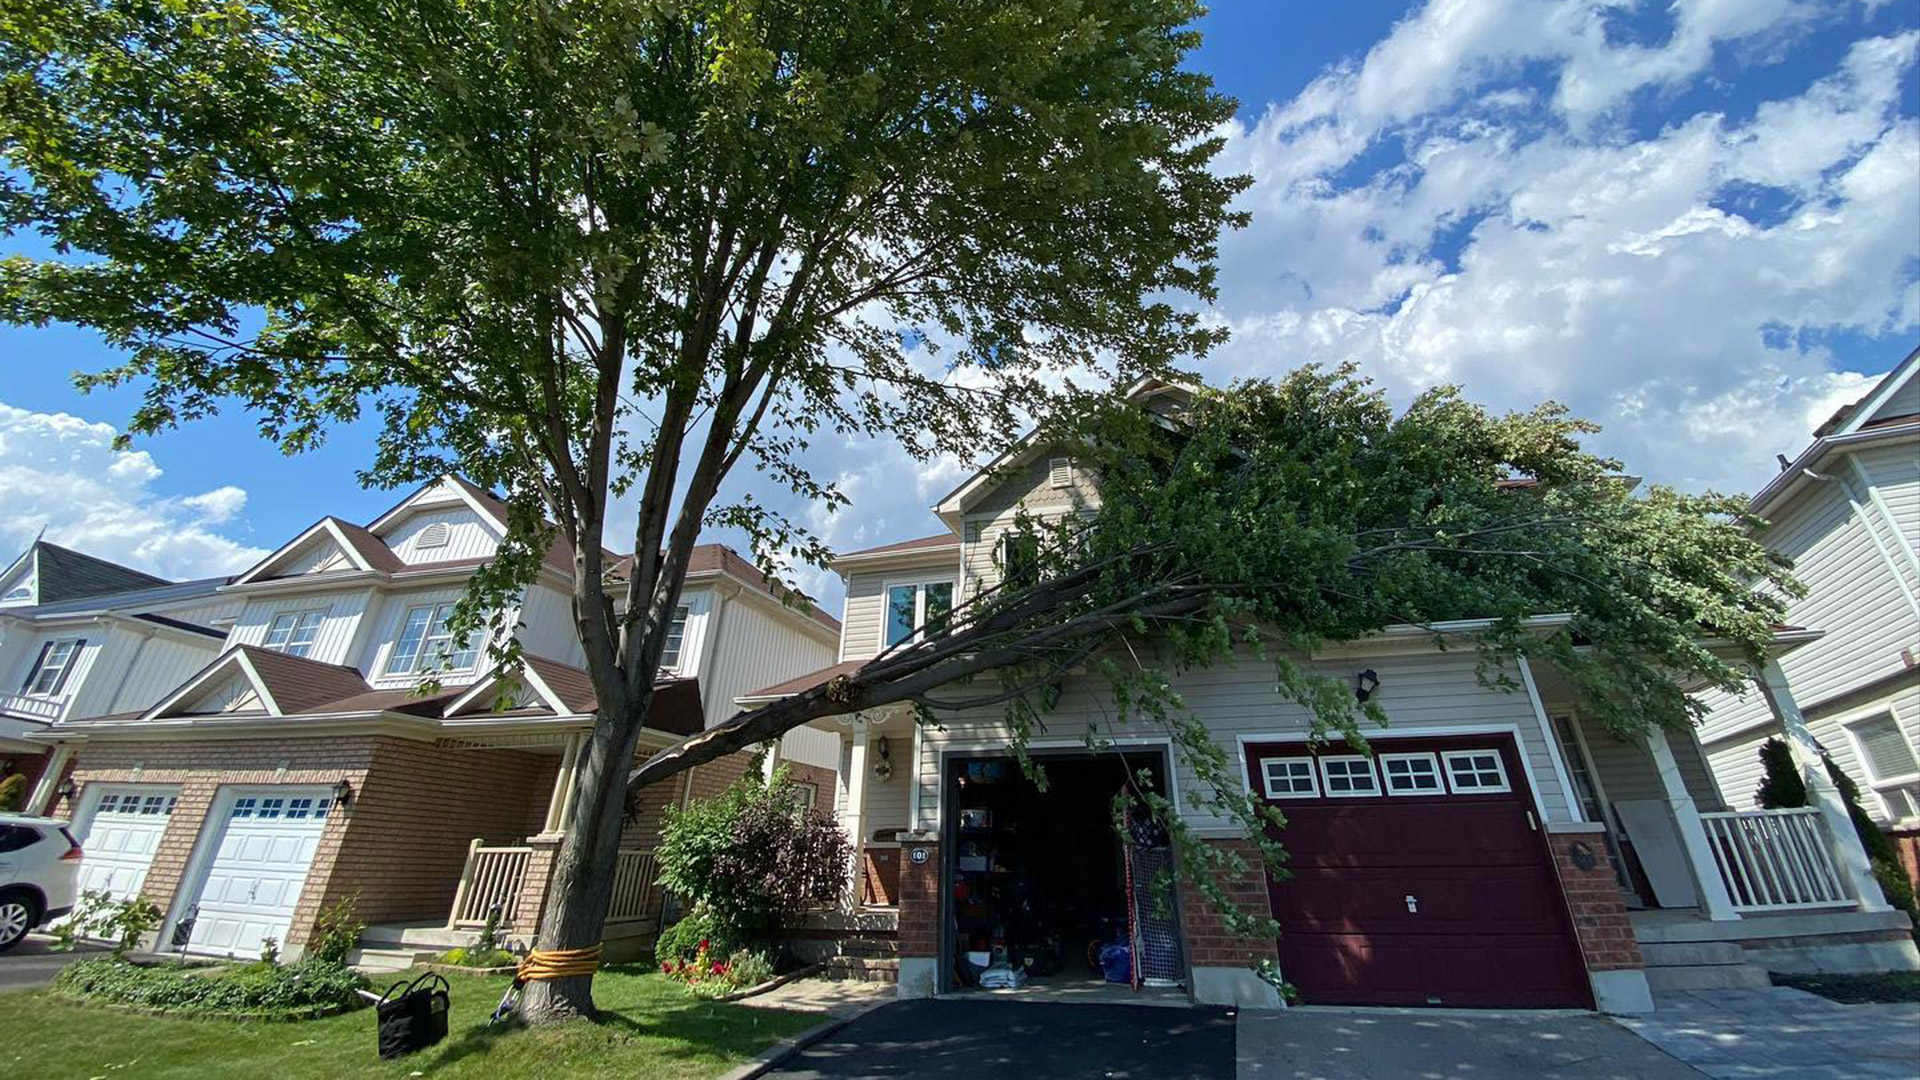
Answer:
[658,606,691,671]
[262,611,325,658]
[384,602,482,676]
[22,638,82,696]
[885,580,954,647]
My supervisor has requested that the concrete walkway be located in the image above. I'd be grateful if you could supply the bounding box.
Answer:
[1237,1007,1705,1079]
[733,977,897,1019]
[1616,987,1920,1079]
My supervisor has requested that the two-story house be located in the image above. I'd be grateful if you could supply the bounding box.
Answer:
[1,542,237,802]
[27,476,840,964]
[1694,348,1920,889]
[740,379,1913,1015]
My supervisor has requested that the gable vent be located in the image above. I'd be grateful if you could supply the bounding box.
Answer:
[1048,457,1074,489]
[415,522,451,550]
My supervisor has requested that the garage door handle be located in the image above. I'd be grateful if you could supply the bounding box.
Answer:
[1405,895,1418,913]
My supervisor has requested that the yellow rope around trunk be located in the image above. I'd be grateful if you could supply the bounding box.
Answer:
[516,945,603,982]
[489,945,603,1024]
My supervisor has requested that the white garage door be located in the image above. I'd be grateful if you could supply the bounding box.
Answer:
[180,790,334,959]
[73,786,180,901]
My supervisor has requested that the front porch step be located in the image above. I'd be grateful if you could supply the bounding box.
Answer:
[360,923,484,950]
[1639,942,1748,968]
[821,956,899,984]
[829,937,900,960]
[348,947,437,974]
[1643,963,1773,991]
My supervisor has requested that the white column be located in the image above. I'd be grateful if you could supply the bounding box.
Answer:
[1644,728,1741,921]
[907,716,925,834]
[25,745,72,816]
[541,733,583,836]
[843,721,871,911]
[1755,657,1893,912]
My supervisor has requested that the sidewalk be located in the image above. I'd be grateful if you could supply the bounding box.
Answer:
[1616,987,1920,1079]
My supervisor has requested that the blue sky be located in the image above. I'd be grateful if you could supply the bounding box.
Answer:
[2,0,1917,606]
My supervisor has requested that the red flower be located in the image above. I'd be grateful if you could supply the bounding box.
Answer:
[698,938,710,952]
[712,962,728,975]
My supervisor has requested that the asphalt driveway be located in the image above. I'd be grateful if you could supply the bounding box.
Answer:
[1238,1007,1705,1079]
[0,935,106,992]
[764,998,1238,1079]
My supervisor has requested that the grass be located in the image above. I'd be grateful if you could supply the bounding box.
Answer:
[1771,970,1920,1004]
[0,963,821,1079]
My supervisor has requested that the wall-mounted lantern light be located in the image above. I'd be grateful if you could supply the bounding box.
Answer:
[1355,669,1381,703]
[54,777,76,802]
[331,778,355,809]
[873,735,893,781]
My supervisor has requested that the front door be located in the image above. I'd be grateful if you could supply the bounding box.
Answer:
[1247,735,1591,1008]
[180,789,335,958]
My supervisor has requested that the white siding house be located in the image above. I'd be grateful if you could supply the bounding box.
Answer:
[1696,349,1920,827]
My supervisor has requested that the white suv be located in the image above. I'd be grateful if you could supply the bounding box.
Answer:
[0,813,81,951]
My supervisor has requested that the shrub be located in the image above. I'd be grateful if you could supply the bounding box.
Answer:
[0,771,25,811]
[307,895,364,965]
[654,906,740,964]
[1754,738,1918,920]
[436,946,517,969]
[55,957,369,1019]
[51,891,162,957]
[662,944,776,998]
[655,765,851,941]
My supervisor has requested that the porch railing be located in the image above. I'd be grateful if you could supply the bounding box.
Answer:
[1700,808,1852,912]
[0,692,63,722]
[448,841,534,928]
[606,849,658,923]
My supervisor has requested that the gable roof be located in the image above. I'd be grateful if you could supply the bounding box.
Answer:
[1753,345,1920,515]
[614,544,840,633]
[232,516,404,585]
[1814,344,1919,438]
[0,542,168,606]
[832,533,961,566]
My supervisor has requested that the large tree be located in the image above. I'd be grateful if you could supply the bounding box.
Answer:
[1,0,1244,1020]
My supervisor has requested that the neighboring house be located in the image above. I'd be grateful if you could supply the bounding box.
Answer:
[1695,348,1920,885]
[27,476,839,964]
[744,379,1915,1015]
[0,542,237,802]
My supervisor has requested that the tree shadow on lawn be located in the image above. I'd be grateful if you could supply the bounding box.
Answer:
[398,969,815,1075]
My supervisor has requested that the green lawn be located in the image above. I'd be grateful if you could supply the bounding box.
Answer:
[1772,970,1920,1004]
[0,964,821,1079]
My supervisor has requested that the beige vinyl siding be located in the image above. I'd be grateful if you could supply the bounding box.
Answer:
[382,506,500,564]
[1851,439,1919,594]
[958,448,1101,598]
[229,590,371,669]
[838,553,960,662]
[1705,726,1778,811]
[696,585,838,769]
[904,647,1577,835]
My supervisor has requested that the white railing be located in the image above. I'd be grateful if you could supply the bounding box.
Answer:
[606,849,658,923]
[1700,808,1852,912]
[0,693,64,722]
[447,841,533,928]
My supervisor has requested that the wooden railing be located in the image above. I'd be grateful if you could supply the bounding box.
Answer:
[1700,808,1852,912]
[606,849,658,923]
[447,841,533,928]
[0,692,64,722]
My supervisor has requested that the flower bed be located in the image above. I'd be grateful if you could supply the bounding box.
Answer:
[54,957,371,1021]
[660,940,775,999]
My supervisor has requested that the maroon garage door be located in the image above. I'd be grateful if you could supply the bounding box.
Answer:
[1246,735,1591,1008]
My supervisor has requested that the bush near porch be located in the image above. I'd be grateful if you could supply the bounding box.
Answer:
[1754,738,1920,922]
[1,965,818,1080]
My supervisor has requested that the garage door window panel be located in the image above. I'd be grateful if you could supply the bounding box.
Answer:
[1319,755,1381,797]
[1443,751,1510,794]
[1380,753,1443,796]
[1261,757,1318,799]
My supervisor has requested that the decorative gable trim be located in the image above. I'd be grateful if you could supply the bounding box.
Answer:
[1833,346,1919,436]
[142,649,283,720]
[443,658,570,718]
[366,475,509,539]
[232,518,380,586]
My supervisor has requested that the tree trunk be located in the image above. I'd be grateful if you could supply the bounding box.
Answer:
[517,700,650,1023]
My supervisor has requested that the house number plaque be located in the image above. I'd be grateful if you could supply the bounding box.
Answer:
[909,847,930,865]
[1569,841,1598,871]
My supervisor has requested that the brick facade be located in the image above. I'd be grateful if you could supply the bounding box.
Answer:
[62,735,555,947]
[1891,827,1920,897]
[896,839,940,960]
[1545,830,1643,973]
[1177,837,1280,969]
[861,846,901,906]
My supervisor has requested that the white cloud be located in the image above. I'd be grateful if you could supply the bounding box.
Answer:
[0,402,269,579]
[1205,16,1920,494]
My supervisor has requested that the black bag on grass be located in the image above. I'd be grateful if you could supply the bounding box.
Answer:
[376,972,451,1059]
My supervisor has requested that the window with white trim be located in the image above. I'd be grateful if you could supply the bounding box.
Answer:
[1380,752,1443,795]
[384,602,484,675]
[1260,758,1318,799]
[1319,755,1381,796]
[1442,750,1511,794]
[1848,713,1920,821]
[262,611,326,658]
[884,580,955,647]
[657,606,691,670]
[22,638,82,697]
